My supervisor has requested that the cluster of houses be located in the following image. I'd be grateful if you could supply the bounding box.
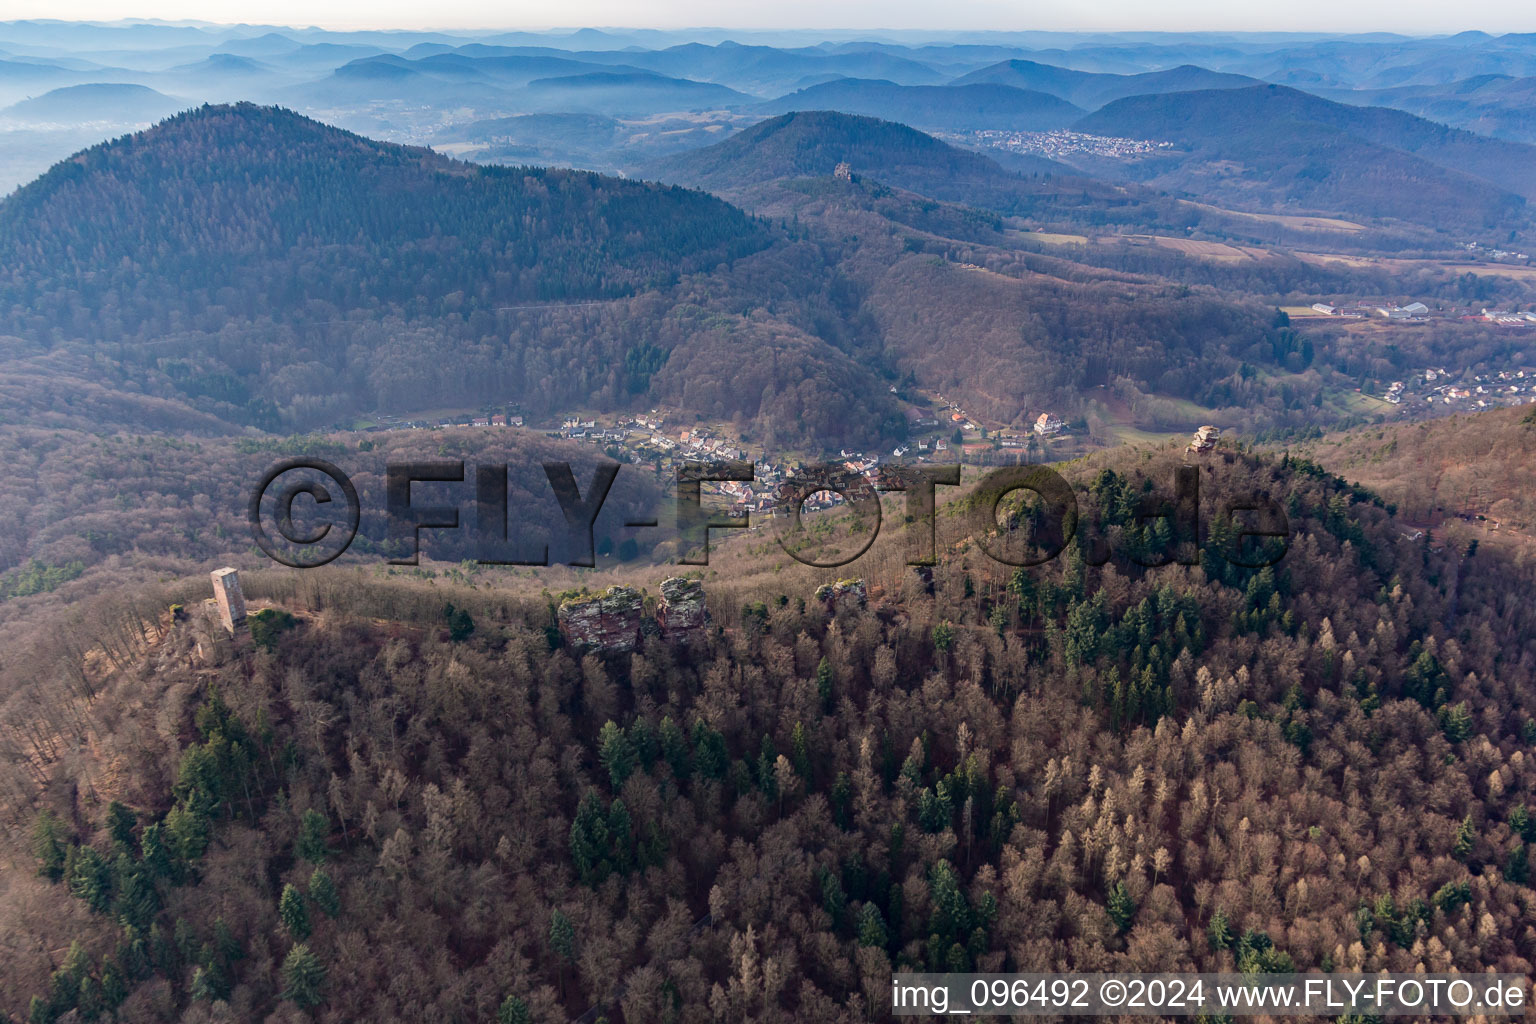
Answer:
[1310,301,1429,319]
[1461,241,1531,262]
[343,412,527,432]
[1309,300,1536,329]
[1385,367,1536,408]
[340,388,1080,524]
[970,128,1173,159]
[1481,309,1536,328]
[554,413,751,464]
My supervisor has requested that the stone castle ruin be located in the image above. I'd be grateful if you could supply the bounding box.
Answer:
[209,567,246,634]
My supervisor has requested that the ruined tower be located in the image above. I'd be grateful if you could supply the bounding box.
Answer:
[210,567,246,634]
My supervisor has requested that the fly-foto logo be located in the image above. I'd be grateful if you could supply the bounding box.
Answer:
[248,460,1289,571]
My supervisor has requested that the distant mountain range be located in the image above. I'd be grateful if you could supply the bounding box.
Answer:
[519,71,749,115]
[170,52,275,76]
[760,79,1083,131]
[951,59,1260,109]
[2,27,1536,240]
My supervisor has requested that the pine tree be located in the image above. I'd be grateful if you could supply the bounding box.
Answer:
[191,959,229,1002]
[550,908,577,965]
[296,808,330,863]
[498,995,532,1024]
[101,961,127,1009]
[1208,908,1233,950]
[1432,879,1471,913]
[1504,843,1528,884]
[112,854,157,930]
[658,715,691,780]
[214,916,244,964]
[607,798,634,873]
[280,943,326,1008]
[67,845,113,913]
[309,867,340,918]
[690,719,727,779]
[598,721,636,790]
[857,902,888,948]
[139,822,175,881]
[932,621,955,654]
[164,802,209,862]
[819,867,848,929]
[279,883,311,940]
[31,809,68,881]
[831,772,853,830]
[1107,881,1137,933]
[1439,702,1473,743]
[106,801,138,850]
[790,722,813,784]
[816,657,835,711]
[569,791,610,884]
[1453,814,1476,860]
[443,602,475,641]
[756,735,779,800]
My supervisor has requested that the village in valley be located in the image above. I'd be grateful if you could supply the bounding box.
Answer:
[321,295,1536,525]
[960,128,1176,160]
[333,379,1248,527]
[1292,298,1536,410]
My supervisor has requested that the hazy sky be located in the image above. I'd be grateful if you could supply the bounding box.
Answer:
[5,0,1536,34]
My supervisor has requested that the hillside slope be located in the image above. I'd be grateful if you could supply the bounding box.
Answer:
[1073,85,1533,230]
[645,110,1093,212]
[0,103,907,444]
[1081,83,1536,200]
[1292,404,1536,530]
[760,79,1085,132]
[1325,75,1536,145]
[5,443,1536,1021]
[0,102,769,333]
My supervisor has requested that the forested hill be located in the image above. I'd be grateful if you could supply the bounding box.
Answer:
[1289,404,1536,531]
[1078,83,1536,202]
[759,80,1086,133]
[1073,85,1536,230]
[7,440,1536,1020]
[645,109,1072,198]
[0,104,908,444]
[0,102,772,340]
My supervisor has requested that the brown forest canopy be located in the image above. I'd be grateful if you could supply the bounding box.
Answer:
[4,441,1536,1021]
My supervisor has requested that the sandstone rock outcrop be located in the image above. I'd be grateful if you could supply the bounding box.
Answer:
[815,578,867,614]
[657,576,709,644]
[558,585,643,653]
